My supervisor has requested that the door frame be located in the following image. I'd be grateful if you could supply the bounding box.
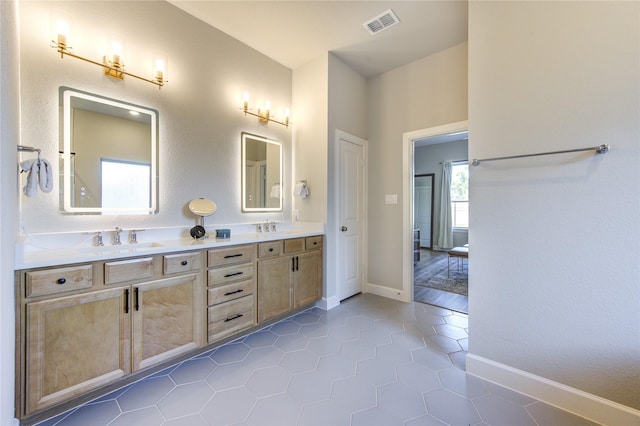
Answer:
[331,129,368,308]
[402,121,468,302]
[414,173,435,249]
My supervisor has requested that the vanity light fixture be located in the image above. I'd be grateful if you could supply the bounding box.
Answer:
[242,92,290,128]
[51,20,167,89]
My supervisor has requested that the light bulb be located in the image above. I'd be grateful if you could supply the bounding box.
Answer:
[155,58,164,81]
[111,41,122,67]
[56,20,68,46]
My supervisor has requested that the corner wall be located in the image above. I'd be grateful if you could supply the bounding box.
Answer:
[468,0,640,411]
[367,43,468,291]
[1,2,20,423]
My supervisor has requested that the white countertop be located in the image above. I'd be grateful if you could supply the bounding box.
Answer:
[15,222,324,270]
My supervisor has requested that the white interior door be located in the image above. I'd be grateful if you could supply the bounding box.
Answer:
[414,174,433,248]
[337,136,365,301]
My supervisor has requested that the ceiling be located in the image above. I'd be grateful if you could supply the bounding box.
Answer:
[168,1,468,78]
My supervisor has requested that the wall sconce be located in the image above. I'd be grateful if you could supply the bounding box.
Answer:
[51,20,166,89]
[242,92,290,127]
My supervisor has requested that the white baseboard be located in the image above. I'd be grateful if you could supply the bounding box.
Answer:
[365,282,409,302]
[466,353,640,426]
[316,295,340,311]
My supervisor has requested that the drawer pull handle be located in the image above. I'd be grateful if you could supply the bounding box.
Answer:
[124,288,130,314]
[181,260,188,266]
[224,313,244,322]
[56,278,66,285]
[223,254,243,259]
[224,272,244,278]
[268,248,274,252]
[224,289,244,296]
[313,242,318,245]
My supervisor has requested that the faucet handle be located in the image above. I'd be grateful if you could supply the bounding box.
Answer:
[129,229,145,244]
[112,227,122,245]
[94,232,104,247]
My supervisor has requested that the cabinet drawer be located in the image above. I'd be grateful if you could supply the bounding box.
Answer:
[104,257,153,285]
[258,241,282,258]
[306,236,323,250]
[284,238,305,254]
[208,264,254,286]
[208,296,255,343]
[163,252,201,275]
[26,265,93,297]
[208,279,254,306]
[208,245,255,267]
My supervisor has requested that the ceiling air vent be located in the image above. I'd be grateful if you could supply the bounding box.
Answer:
[363,9,400,35]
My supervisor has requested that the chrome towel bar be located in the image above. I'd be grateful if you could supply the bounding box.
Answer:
[471,144,609,166]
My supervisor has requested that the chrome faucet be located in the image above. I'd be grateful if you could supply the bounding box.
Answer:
[94,232,104,247]
[264,219,271,232]
[112,227,122,245]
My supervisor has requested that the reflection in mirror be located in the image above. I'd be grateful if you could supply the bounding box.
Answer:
[241,132,282,212]
[59,87,158,214]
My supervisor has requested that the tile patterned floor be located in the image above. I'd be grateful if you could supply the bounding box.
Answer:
[37,294,597,426]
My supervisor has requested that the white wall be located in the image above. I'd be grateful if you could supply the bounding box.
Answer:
[367,43,468,291]
[468,1,639,410]
[0,1,20,423]
[291,55,328,224]
[18,1,292,235]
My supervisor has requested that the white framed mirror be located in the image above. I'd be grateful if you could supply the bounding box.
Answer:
[59,87,158,214]
[241,132,282,212]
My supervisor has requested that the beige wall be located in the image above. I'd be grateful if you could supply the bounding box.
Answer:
[468,1,639,409]
[366,43,468,290]
[19,1,292,233]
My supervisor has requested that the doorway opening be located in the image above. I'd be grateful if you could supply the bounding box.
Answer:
[402,121,468,313]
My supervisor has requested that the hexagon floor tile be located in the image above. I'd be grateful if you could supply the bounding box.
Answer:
[35,294,599,426]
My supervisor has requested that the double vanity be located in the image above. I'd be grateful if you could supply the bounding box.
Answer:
[14,85,312,421]
[14,226,323,420]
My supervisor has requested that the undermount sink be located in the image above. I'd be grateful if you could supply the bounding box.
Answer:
[78,242,165,254]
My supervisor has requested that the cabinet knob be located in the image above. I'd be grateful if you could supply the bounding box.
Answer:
[56,278,66,285]
[181,260,188,266]
[269,248,274,252]
[341,226,348,232]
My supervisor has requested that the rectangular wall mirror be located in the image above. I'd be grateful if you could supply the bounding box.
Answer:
[60,87,158,214]
[241,132,282,212]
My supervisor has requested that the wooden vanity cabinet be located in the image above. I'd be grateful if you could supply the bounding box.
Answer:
[17,252,204,416]
[17,236,322,419]
[206,244,257,343]
[257,236,323,322]
[23,284,130,415]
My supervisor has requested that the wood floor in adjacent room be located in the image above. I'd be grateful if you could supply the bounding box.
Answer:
[414,248,468,314]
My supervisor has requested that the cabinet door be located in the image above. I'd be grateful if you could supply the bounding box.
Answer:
[26,288,130,413]
[257,256,293,322]
[294,250,322,308]
[132,274,203,371]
